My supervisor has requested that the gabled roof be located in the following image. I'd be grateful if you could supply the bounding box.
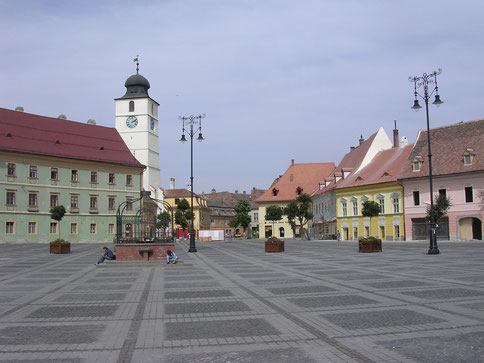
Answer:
[335,145,413,189]
[399,118,484,179]
[256,162,335,203]
[0,107,143,168]
[164,189,196,199]
[311,128,391,197]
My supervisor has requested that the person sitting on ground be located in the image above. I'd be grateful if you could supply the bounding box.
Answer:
[96,246,115,265]
[166,249,177,264]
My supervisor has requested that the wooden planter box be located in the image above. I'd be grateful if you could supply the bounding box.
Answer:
[265,241,284,253]
[358,239,382,253]
[50,242,71,254]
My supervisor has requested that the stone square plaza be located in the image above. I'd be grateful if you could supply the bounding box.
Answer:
[0,239,483,362]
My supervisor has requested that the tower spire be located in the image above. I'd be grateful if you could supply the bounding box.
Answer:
[133,55,139,74]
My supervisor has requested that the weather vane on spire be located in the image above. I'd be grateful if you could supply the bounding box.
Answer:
[133,55,139,74]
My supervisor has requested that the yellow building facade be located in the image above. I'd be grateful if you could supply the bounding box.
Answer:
[336,182,405,241]
[163,190,211,235]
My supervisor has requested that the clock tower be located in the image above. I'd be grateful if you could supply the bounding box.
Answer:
[115,63,160,198]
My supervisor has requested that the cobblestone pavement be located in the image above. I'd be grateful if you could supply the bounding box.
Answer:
[0,239,483,362]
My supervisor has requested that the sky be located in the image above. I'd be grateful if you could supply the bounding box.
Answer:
[1,0,484,194]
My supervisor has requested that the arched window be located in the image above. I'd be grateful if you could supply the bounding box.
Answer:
[279,227,285,237]
[129,101,135,112]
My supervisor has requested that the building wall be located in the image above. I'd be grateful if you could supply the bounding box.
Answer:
[164,195,211,234]
[311,190,337,238]
[402,173,484,240]
[258,201,295,239]
[335,182,405,241]
[0,152,142,243]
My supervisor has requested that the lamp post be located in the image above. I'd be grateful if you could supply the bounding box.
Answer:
[179,114,205,252]
[409,69,443,255]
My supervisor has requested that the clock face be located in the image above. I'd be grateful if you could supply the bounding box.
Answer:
[150,118,155,130]
[126,116,138,128]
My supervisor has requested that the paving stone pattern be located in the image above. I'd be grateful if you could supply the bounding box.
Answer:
[0,240,483,362]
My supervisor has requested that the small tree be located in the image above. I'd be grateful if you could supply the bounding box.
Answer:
[361,201,380,237]
[50,205,66,241]
[175,209,188,237]
[232,200,252,237]
[265,205,283,237]
[284,201,298,237]
[427,194,451,223]
[157,211,171,235]
[294,193,313,240]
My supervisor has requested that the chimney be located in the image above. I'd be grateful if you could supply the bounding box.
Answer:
[211,188,216,193]
[15,106,24,112]
[235,190,238,194]
[242,191,246,194]
[170,178,175,189]
[393,120,399,148]
[58,114,67,119]
[87,119,96,125]
[359,134,364,145]
[186,183,191,192]
[350,146,355,151]
[291,159,294,165]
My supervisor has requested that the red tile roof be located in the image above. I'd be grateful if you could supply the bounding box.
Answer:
[399,119,484,179]
[335,145,413,189]
[312,131,377,196]
[0,108,144,168]
[164,189,198,198]
[256,162,335,203]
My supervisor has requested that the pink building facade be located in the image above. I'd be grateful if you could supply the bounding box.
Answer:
[400,119,484,241]
[403,173,483,241]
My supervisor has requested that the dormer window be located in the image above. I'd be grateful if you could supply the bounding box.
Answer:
[296,186,303,195]
[412,156,423,171]
[463,149,475,166]
[272,188,279,196]
[381,172,390,177]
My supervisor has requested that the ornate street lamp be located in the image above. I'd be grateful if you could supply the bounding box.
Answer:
[179,114,205,252]
[409,69,443,255]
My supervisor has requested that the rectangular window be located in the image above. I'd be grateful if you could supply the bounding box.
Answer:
[412,162,421,171]
[50,222,57,234]
[353,227,358,240]
[464,154,472,165]
[6,221,15,234]
[28,222,37,234]
[90,171,97,183]
[108,223,115,234]
[7,163,16,176]
[29,165,37,178]
[439,189,446,198]
[352,201,358,216]
[378,199,385,214]
[70,223,78,234]
[6,191,16,206]
[413,191,420,206]
[51,167,58,180]
[50,194,59,207]
[28,193,38,207]
[108,197,116,210]
[393,198,399,213]
[109,173,116,184]
[365,226,370,238]
[126,174,133,186]
[70,195,79,209]
[71,170,79,182]
[394,225,400,239]
[254,213,258,222]
[126,197,133,211]
[342,202,347,217]
[90,223,97,234]
[465,186,473,203]
[90,196,98,209]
